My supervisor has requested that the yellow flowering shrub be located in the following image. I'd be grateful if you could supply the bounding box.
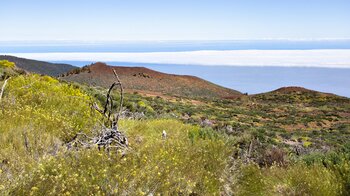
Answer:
[234,163,343,196]
[1,74,99,139]
[0,74,101,193]
[0,60,15,68]
[9,120,232,195]
[2,73,347,195]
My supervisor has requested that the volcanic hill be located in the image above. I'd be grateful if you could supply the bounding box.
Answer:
[60,62,242,99]
[252,86,349,105]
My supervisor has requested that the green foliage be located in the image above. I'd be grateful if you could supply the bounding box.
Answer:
[235,163,342,196]
[1,74,99,139]
[0,60,15,68]
[188,127,219,142]
[0,60,22,80]
[9,120,232,195]
[0,74,101,193]
[136,100,155,115]
[118,87,350,152]
[301,152,350,195]
[1,72,350,195]
[331,160,350,194]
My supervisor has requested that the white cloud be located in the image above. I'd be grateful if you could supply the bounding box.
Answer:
[3,50,350,68]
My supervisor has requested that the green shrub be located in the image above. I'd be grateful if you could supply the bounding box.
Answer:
[235,163,342,196]
[2,74,99,139]
[9,119,232,195]
[0,74,101,193]
[0,60,15,68]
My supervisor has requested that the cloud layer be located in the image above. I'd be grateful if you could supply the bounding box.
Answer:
[4,50,350,68]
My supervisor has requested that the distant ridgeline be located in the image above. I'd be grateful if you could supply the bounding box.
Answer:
[0,55,77,76]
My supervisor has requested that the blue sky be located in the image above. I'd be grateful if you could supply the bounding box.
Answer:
[1,0,349,41]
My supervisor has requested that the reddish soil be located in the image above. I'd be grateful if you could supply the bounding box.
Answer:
[61,62,242,99]
[273,86,317,93]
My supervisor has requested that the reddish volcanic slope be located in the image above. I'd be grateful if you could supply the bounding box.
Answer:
[252,86,349,104]
[60,62,242,99]
[273,86,318,93]
[271,86,337,96]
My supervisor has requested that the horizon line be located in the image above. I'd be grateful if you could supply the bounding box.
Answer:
[3,50,350,69]
[1,38,350,43]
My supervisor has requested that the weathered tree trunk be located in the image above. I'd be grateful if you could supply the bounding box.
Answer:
[0,78,9,101]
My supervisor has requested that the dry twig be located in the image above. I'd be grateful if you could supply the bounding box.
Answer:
[0,78,9,102]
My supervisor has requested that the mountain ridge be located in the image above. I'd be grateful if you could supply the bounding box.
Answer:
[0,55,77,76]
[60,62,242,99]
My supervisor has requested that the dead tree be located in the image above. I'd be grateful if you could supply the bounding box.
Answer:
[0,78,9,102]
[67,69,128,152]
[92,69,124,129]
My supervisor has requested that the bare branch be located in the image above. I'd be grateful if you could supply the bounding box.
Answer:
[0,78,9,102]
[112,69,124,127]
[69,68,128,153]
[108,96,113,121]
[103,82,117,115]
[92,102,107,117]
[94,68,124,129]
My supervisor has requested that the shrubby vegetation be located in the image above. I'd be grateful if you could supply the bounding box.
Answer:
[0,60,15,68]
[0,60,24,80]
[1,62,350,195]
[235,163,343,195]
[10,120,232,195]
[0,74,100,193]
[0,72,231,195]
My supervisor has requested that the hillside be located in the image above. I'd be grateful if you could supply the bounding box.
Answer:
[0,55,77,76]
[252,86,349,104]
[1,61,350,195]
[60,62,242,99]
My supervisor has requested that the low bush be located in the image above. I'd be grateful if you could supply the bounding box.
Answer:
[234,163,343,196]
[9,120,233,195]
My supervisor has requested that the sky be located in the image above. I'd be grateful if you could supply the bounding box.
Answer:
[1,0,350,41]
